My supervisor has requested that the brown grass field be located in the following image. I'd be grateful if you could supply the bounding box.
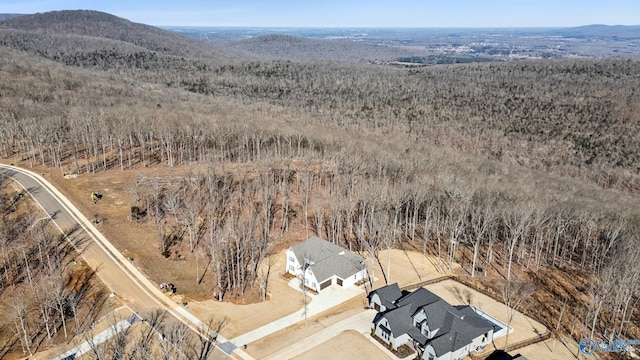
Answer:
[293,330,394,360]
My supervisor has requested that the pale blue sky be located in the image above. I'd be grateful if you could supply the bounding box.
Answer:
[1,0,638,27]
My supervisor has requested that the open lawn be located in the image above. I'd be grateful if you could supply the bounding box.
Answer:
[293,330,393,360]
[427,279,548,348]
[515,334,594,360]
[188,251,311,338]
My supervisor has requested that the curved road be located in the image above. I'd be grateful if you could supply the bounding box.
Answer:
[0,164,251,360]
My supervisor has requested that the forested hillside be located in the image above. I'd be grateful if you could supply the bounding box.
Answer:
[220,33,420,62]
[2,13,637,191]
[0,14,23,21]
[0,10,217,57]
[0,10,638,357]
[0,10,235,76]
[180,59,640,191]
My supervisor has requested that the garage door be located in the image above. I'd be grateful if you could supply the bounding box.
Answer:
[336,278,343,286]
[320,279,332,290]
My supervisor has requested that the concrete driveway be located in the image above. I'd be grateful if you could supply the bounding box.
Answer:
[263,309,380,360]
[227,278,366,347]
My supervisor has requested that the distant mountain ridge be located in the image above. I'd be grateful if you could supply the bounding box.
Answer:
[220,33,421,62]
[1,10,638,65]
[0,10,216,57]
[550,24,640,38]
[0,9,244,81]
[0,13,24,21]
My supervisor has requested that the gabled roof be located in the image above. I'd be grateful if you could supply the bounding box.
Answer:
[428,311,492,356]
[369,284,494,357]
[382,304,412,334]
[418,297,456,331]
[430,328,468,357]
[368,283,403,309]
[289,237,364,283]
[395,287,440,315]
[380,304,428,345]
[456,305,495,332]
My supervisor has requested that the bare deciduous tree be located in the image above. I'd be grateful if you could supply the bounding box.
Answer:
[499,279,534,350]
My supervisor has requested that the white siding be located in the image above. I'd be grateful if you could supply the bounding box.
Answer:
[443,345,467,360]
[370,293,382,310]
[374,316,412,351]
[424,345,436,360]
[303,268,319,291]
[340,267,367,287]
[435,334,491,360]
[391,333,411,350]
[286,246,365,292]
[285,249,300,276]
[414,309,427,325]
[374,319,392,346]
[469,329,493,351]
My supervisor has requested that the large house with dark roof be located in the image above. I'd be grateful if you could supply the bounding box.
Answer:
[286,237,367,292]
[369,284,494,360]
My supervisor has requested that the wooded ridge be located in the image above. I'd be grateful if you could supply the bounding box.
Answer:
[0,10,638,359]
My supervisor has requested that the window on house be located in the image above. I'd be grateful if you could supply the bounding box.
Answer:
[289,265,295,273]
[288,256,295,262]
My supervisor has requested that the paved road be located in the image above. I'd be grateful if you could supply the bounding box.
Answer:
[0,164,252,360]
[0,167,160,314]
[1,164,377,360]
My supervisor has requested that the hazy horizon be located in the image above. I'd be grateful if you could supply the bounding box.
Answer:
[1,0,639,28]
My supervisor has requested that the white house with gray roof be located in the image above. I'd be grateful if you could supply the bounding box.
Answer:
[286,237,367,292]
[369,284,494,360]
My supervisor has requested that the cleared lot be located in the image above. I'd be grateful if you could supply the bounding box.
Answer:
[245,276,550,360]
[293,330,394,360]
[427,279,548,347]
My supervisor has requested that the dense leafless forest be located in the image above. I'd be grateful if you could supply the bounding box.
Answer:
[0,174,110,357]
[1,10,639,357]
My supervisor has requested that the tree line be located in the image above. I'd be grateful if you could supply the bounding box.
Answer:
[83,309,227,360]
[0,176,108,357]
[128,153,639,341]
[0,45,638,345]
[2,40,640,192]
